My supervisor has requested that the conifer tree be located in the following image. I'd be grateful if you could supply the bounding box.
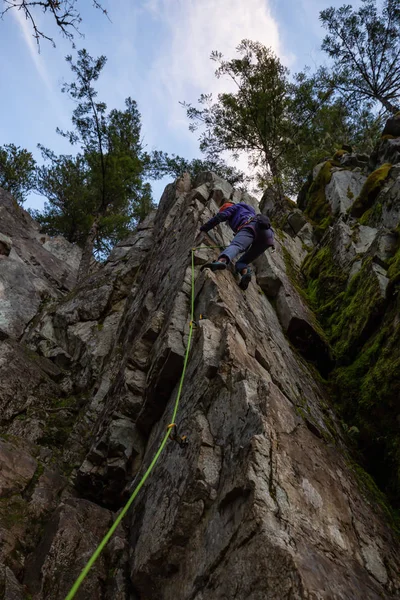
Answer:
[0,143,36,204]
[320,0,400,114]
[36,50,154,278]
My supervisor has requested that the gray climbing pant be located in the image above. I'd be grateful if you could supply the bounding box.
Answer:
[219,223,274,272]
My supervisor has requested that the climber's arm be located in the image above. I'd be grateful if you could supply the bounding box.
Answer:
[200,205,237,232]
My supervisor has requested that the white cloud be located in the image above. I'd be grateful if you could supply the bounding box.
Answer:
[143,0,287,131]
[12,8,53,93]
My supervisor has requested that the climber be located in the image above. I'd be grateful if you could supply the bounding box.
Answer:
[200,202,275,290]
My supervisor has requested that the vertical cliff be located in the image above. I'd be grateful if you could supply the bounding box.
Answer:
[0,125,400,599]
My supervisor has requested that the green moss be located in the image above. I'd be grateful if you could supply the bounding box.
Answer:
[333,296,400,507]
[0,495,27,528]
[328,258,384,362]
[359,202,383,225]
[333,149,347,160]
[349,461,400,534]
[303,246,347,320]
[351,163,392,218]
[387,244,400,284]
[299,172,400,509]
[38,395,82,448]
[304,161,333,224]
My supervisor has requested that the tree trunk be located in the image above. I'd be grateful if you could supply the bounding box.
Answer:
[77,217,99,282]
[376,95,400,114]
[267,153,284,201]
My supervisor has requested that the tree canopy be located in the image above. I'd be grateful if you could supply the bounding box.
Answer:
[320,0,400,114]
[182,39,382,197]
[36,49,154,279]
[0,143,36,203]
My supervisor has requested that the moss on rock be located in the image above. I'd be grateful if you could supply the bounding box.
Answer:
[350,163,392,218]
[333,149,347,160]
[333,298,400,507]
[304,161,333,225]
[328,258,385,362]
[303,246,347,321]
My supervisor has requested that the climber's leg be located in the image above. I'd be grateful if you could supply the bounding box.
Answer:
[218,227,255,263]
[202,227,255,273]
[235,227,272,290]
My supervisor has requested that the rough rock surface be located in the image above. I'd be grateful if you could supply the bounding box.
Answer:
[325,170,366,215]
[0,189,81,339]
[0,170,399,600]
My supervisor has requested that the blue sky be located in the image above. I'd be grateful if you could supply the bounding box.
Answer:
[0,0,361,210]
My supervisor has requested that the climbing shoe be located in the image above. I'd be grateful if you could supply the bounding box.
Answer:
[239,268,253,290]
[201,261,228,272]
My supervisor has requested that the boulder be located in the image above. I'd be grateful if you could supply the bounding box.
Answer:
[193,172,233,205]
[382,113,400,138]
[285,209,307,235]
[325,170,367,216]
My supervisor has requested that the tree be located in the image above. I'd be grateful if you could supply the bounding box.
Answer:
[183,39,386,198]
[182,40,371,197]
[147,151,248,186]
[36,50,154,278]
[320,0,400,114]
[0,143,36,203]
[283,97,384,193]
[33,150,92,245]
[183,40,292,197]
[1,0,108,47]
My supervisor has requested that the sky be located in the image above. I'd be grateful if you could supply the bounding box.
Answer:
[0,0,362,210]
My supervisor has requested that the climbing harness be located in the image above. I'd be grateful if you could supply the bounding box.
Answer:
[235,215,255,232]
[64,243,221,600]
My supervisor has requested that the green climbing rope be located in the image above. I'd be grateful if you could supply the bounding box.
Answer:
[64,243,222,600]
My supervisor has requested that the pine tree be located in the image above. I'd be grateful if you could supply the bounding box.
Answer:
[0,143,36,204]
[36,50,154,278]
[320,0,400,114]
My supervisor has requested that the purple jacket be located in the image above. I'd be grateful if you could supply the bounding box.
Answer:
[200,203,256,233]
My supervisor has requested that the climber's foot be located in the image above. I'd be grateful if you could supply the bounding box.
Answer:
[239,267,252,290]
[201,260,228,272]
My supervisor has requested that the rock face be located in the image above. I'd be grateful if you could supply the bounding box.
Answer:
[0,160,400,600]
[0,189,81,339]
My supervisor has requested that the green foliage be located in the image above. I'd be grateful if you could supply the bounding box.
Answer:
[304,161,333,224]
[183,40,292,195]
[183,39,384,197]
[320,0,400,114]
[351,163,392,217]
[0,143,36,203]
[33,152,92,245]
[35,50,154,269]
[285,101,383,194]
